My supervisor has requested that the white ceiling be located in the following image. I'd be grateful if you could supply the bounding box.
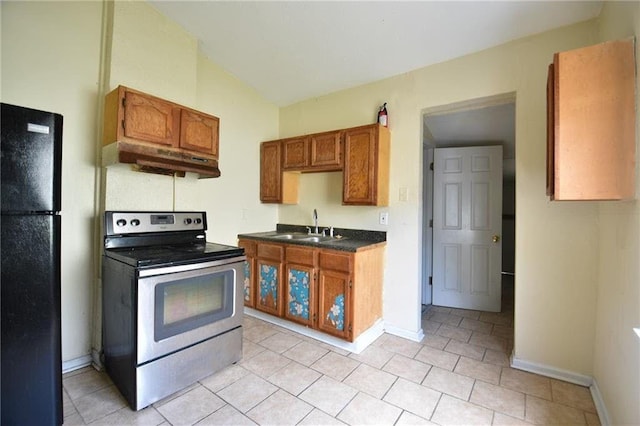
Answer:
[148,0,602,107]
[148,1,602,181]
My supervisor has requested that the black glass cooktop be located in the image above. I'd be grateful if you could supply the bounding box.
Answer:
[104,242,245,268]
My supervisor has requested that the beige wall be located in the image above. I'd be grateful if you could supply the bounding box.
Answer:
[1,1,103,364]
[280,7,639,423]
[100,0,280,355]
[3,1,638,422]
[104,0,279,237]
[594,2,640,424]
[280,20,602,372]
[1,0,279,365]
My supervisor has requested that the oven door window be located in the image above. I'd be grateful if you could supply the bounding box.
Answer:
[154,270,234,341]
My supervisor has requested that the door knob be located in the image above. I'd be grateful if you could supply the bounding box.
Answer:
[492,235,501,243]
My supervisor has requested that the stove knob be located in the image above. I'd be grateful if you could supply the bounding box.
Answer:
[116,219,127,227]
[194,218,202,224]
[130,219,140,226]
[184,218,192,225]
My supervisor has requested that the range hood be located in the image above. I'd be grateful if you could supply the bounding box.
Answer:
[102,141,221,179]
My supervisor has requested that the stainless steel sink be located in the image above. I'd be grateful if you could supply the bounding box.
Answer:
[299,236,330,242]
[270,233,308,240]
[300,235,347,243]
[268,232,346,244]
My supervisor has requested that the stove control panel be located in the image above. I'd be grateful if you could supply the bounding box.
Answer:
[105,211,207,235]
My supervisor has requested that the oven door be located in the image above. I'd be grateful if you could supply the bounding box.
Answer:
[136,257,244,364]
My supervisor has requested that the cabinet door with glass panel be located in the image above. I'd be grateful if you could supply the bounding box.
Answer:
[255,243,284,316]
[237,239,256,308]
[317,250,352,340]
[284,246,316,327]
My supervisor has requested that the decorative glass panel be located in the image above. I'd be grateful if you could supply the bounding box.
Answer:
[326,294,345,331]
[259,264,278,307]
[243,261,251,302]
[288,268,310,320]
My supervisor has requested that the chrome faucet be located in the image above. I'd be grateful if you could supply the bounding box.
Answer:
[322,226,334,237]
[313,209,319,234]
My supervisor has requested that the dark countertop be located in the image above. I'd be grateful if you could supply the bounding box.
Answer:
[237,224,386,252]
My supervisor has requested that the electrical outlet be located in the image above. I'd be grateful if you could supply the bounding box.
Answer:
[379,212,389,225]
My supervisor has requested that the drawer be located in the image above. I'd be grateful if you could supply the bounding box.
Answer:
[286,246,316,266]
[319,250,352,273]
[237,239,256,257]
[257,243,284,261]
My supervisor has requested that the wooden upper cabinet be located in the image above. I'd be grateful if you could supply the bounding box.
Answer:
[282,131,342,171]
[310,131,342,169]
[343,124,390,206]
[121,89,179,147]
[260,123,389,204]
[104,86,220,158]
[179,109,219,157]
[548,38,636,200]
[546,63,555,198]
[282,137,309,169]
[260,141,283,202]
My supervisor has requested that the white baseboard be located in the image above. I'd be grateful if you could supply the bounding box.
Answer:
[510,355,592,386]
[384,323,425,343]
[244,308,384,354]
[589,378,611,426]
[62,355,92,374]
[510,355,610,426]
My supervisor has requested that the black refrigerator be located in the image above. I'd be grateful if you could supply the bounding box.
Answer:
[1,103,63,425]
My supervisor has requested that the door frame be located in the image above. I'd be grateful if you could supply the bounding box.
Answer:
[420,93,516,311]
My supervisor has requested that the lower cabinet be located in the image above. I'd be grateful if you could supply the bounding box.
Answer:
[255,243,284,317]
[238,239,256,308]
[317,269,351,339]
[238,238,383,342]
[284,246,316,327]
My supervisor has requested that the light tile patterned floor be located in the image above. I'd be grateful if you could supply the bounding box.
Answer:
[63,284,600,425]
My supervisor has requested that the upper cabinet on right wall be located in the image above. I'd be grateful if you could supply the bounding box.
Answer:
[343,124,390,206]
[547,38,636,201]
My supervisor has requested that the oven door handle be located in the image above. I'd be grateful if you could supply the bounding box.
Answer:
[138,256,246,278]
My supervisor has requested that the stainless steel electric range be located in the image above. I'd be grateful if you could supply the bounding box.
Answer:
[102,211,245,410]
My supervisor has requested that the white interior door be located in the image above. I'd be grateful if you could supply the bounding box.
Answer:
[432,146,503,312]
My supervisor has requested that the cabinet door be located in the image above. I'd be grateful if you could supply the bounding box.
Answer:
[238,239,256,307]
[242,258,255,307]
[546,63,555,199]
[260,141,282,202]
[310,131,342,168]
[282,137,309,170]
[284,263,315,327]
[343,124,389,206]
[179,109,219,157]
[317,269,351,340]
[256,259,282,316]
[123,89,180,147]
[551,39,635,200]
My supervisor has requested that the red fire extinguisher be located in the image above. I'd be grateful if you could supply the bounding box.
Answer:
[378,102,388,127]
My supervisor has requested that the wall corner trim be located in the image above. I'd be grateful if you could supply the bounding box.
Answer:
[511,355,610,426]
[589,378,612,426]
[384,324,425,343]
